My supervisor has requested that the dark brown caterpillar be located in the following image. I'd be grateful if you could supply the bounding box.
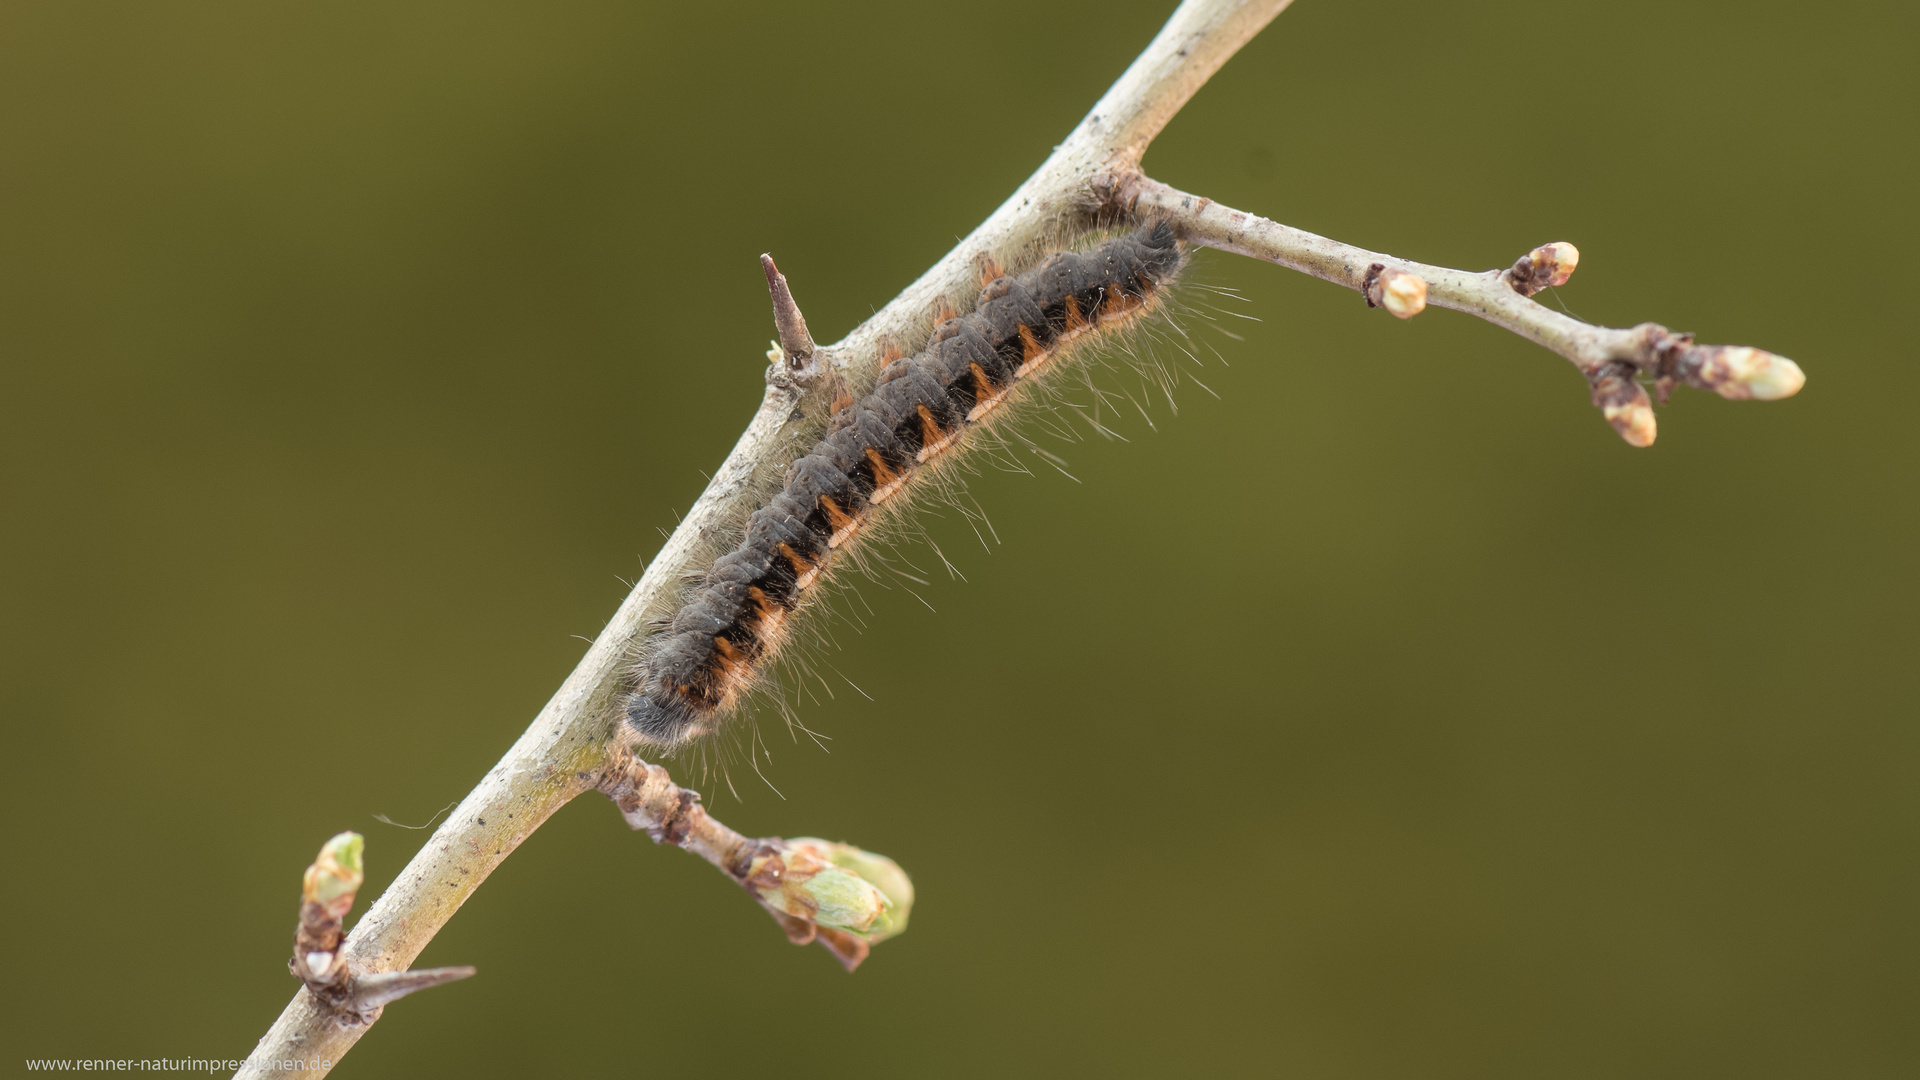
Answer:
[627,222,1183,749]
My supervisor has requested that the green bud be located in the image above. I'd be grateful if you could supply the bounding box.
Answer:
[746,845,882,934]
[786,838,914,943]
[303,831,365,909]
[802,865,889,932]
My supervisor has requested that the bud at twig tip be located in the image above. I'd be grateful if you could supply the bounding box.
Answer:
[792,837,915,943]
[746,841,890,936]
[745,838,913,955]
[1689,345,1805,402]
[302,832,364,911]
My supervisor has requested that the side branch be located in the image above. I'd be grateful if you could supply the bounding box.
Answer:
[1126,177,1805,445]
[599,752,913,972]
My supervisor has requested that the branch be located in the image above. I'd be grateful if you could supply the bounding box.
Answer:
[600,750,914,972]
[244,0,1814,1065]
[237,1,1294,1073]
[1124,177,1805,446]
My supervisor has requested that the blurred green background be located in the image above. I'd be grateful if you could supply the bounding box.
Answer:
[3,0,1915,1075]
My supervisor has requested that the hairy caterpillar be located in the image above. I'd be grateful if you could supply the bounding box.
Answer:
[626,222,1185,750]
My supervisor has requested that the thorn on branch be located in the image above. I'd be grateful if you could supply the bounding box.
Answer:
[1363,263,1427,319]
[289,832,475,1026]
[1505,242,1580,296]
[761,253,816,368]
[600,752,914,972]
[350,966,479,1012]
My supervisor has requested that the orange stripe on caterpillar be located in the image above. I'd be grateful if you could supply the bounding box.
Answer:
[1063,294,1088,331]
[866,447,905,503]
[966,362,1009,422]
[745,585,788,644]
[777,541,820,591]
[976,252,1007,288]
[1014,324,1048,377]
[819,494,859,548]
[914,404,958,462]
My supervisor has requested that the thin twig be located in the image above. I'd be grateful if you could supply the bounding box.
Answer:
[1122,176,1805,445]
[599,749,912,973]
